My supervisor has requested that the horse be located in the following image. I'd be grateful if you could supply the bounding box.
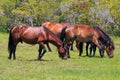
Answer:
[42,22,74,51]
[8,25,67,60]
[60,24,114,58]
[77,26,115,57]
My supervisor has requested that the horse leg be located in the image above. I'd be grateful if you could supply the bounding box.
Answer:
[76,41,83,56]
[38,43,46,60]
[98,40,104,57]
[89,43,93,57]
[46,43,52,52]
[67,45,70,58]
[89,43,95,57]
[86,42,89,56]
[8,50,12,59]
[38,45,42,60]
[70,41,74,51]
[79,42,83,56]
[12,41,20,60]
[93,39,104,58]
[93,44,97,56]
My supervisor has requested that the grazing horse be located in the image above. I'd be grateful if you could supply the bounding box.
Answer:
[60,24,114,58]
[42,22,73,51]
[77,26,115,57]
[8,25,67,60]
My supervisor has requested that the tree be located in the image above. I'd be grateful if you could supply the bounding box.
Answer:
[0,0,119,35]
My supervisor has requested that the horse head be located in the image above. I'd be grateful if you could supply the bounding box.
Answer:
[58,43,67,60]
[105,39,115,58]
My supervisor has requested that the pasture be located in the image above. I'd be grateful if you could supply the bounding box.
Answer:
[0,32,120,80]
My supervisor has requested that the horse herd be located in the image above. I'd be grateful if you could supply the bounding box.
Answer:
[8,22,115,60]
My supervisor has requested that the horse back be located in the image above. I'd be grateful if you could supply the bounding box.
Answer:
[42,22,70,37]
[42,22,55,30]
[66,24,95,42]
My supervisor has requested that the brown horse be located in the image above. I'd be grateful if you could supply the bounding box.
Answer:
[60,24,114,58]
[77,26,115,57]
[42,22,73,51]
[8,25,67,60]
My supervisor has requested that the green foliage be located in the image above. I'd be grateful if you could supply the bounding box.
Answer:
[0,0,119,35]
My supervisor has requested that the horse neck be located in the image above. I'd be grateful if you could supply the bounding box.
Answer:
[48,34,62,48]
[46,29,62,49]
[95,27,110,45]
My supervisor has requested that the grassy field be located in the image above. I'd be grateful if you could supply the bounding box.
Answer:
[0,32,120,80]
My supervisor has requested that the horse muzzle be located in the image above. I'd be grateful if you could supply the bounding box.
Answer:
[62,56,67,60]
[109,55,113,58]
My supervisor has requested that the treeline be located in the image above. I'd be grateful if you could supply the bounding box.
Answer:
[0,0,120,35]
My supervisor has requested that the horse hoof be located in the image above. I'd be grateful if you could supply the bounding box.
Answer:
[38,58,41,60]
[62,56,67,60]
[101,55,104,58]
[62,58,67,60]
[13,58,16,60]
[68,56,70,58]
[86,54,89,56]
[49,50,52,52]
[79,54,82,56]
[8,57,11,60]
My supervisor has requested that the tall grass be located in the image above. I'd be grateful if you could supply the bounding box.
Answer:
[0,33,120,80]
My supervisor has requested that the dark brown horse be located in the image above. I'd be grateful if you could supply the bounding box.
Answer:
[60,24,114,58]
[42,22,73,51]
[8,25,67,60]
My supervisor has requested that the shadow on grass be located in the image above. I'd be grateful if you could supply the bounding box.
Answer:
[69,55,107,60]
[18,58,54,62]
[78,55,100,58]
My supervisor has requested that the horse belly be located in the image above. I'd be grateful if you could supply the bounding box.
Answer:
[20,29,39,44]
[21,38,38,44]
[76,35,93,42]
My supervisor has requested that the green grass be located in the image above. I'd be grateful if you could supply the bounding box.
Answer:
[0,33,120,80]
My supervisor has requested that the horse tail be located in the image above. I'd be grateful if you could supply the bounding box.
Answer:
[8,27,14,53]
[60,26,67,41]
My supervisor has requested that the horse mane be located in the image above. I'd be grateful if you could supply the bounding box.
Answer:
[42,25,58,37]
[92,26,111,45]
[60,26,67,42]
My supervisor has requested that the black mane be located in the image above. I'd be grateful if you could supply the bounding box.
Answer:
[92,26,111,45]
